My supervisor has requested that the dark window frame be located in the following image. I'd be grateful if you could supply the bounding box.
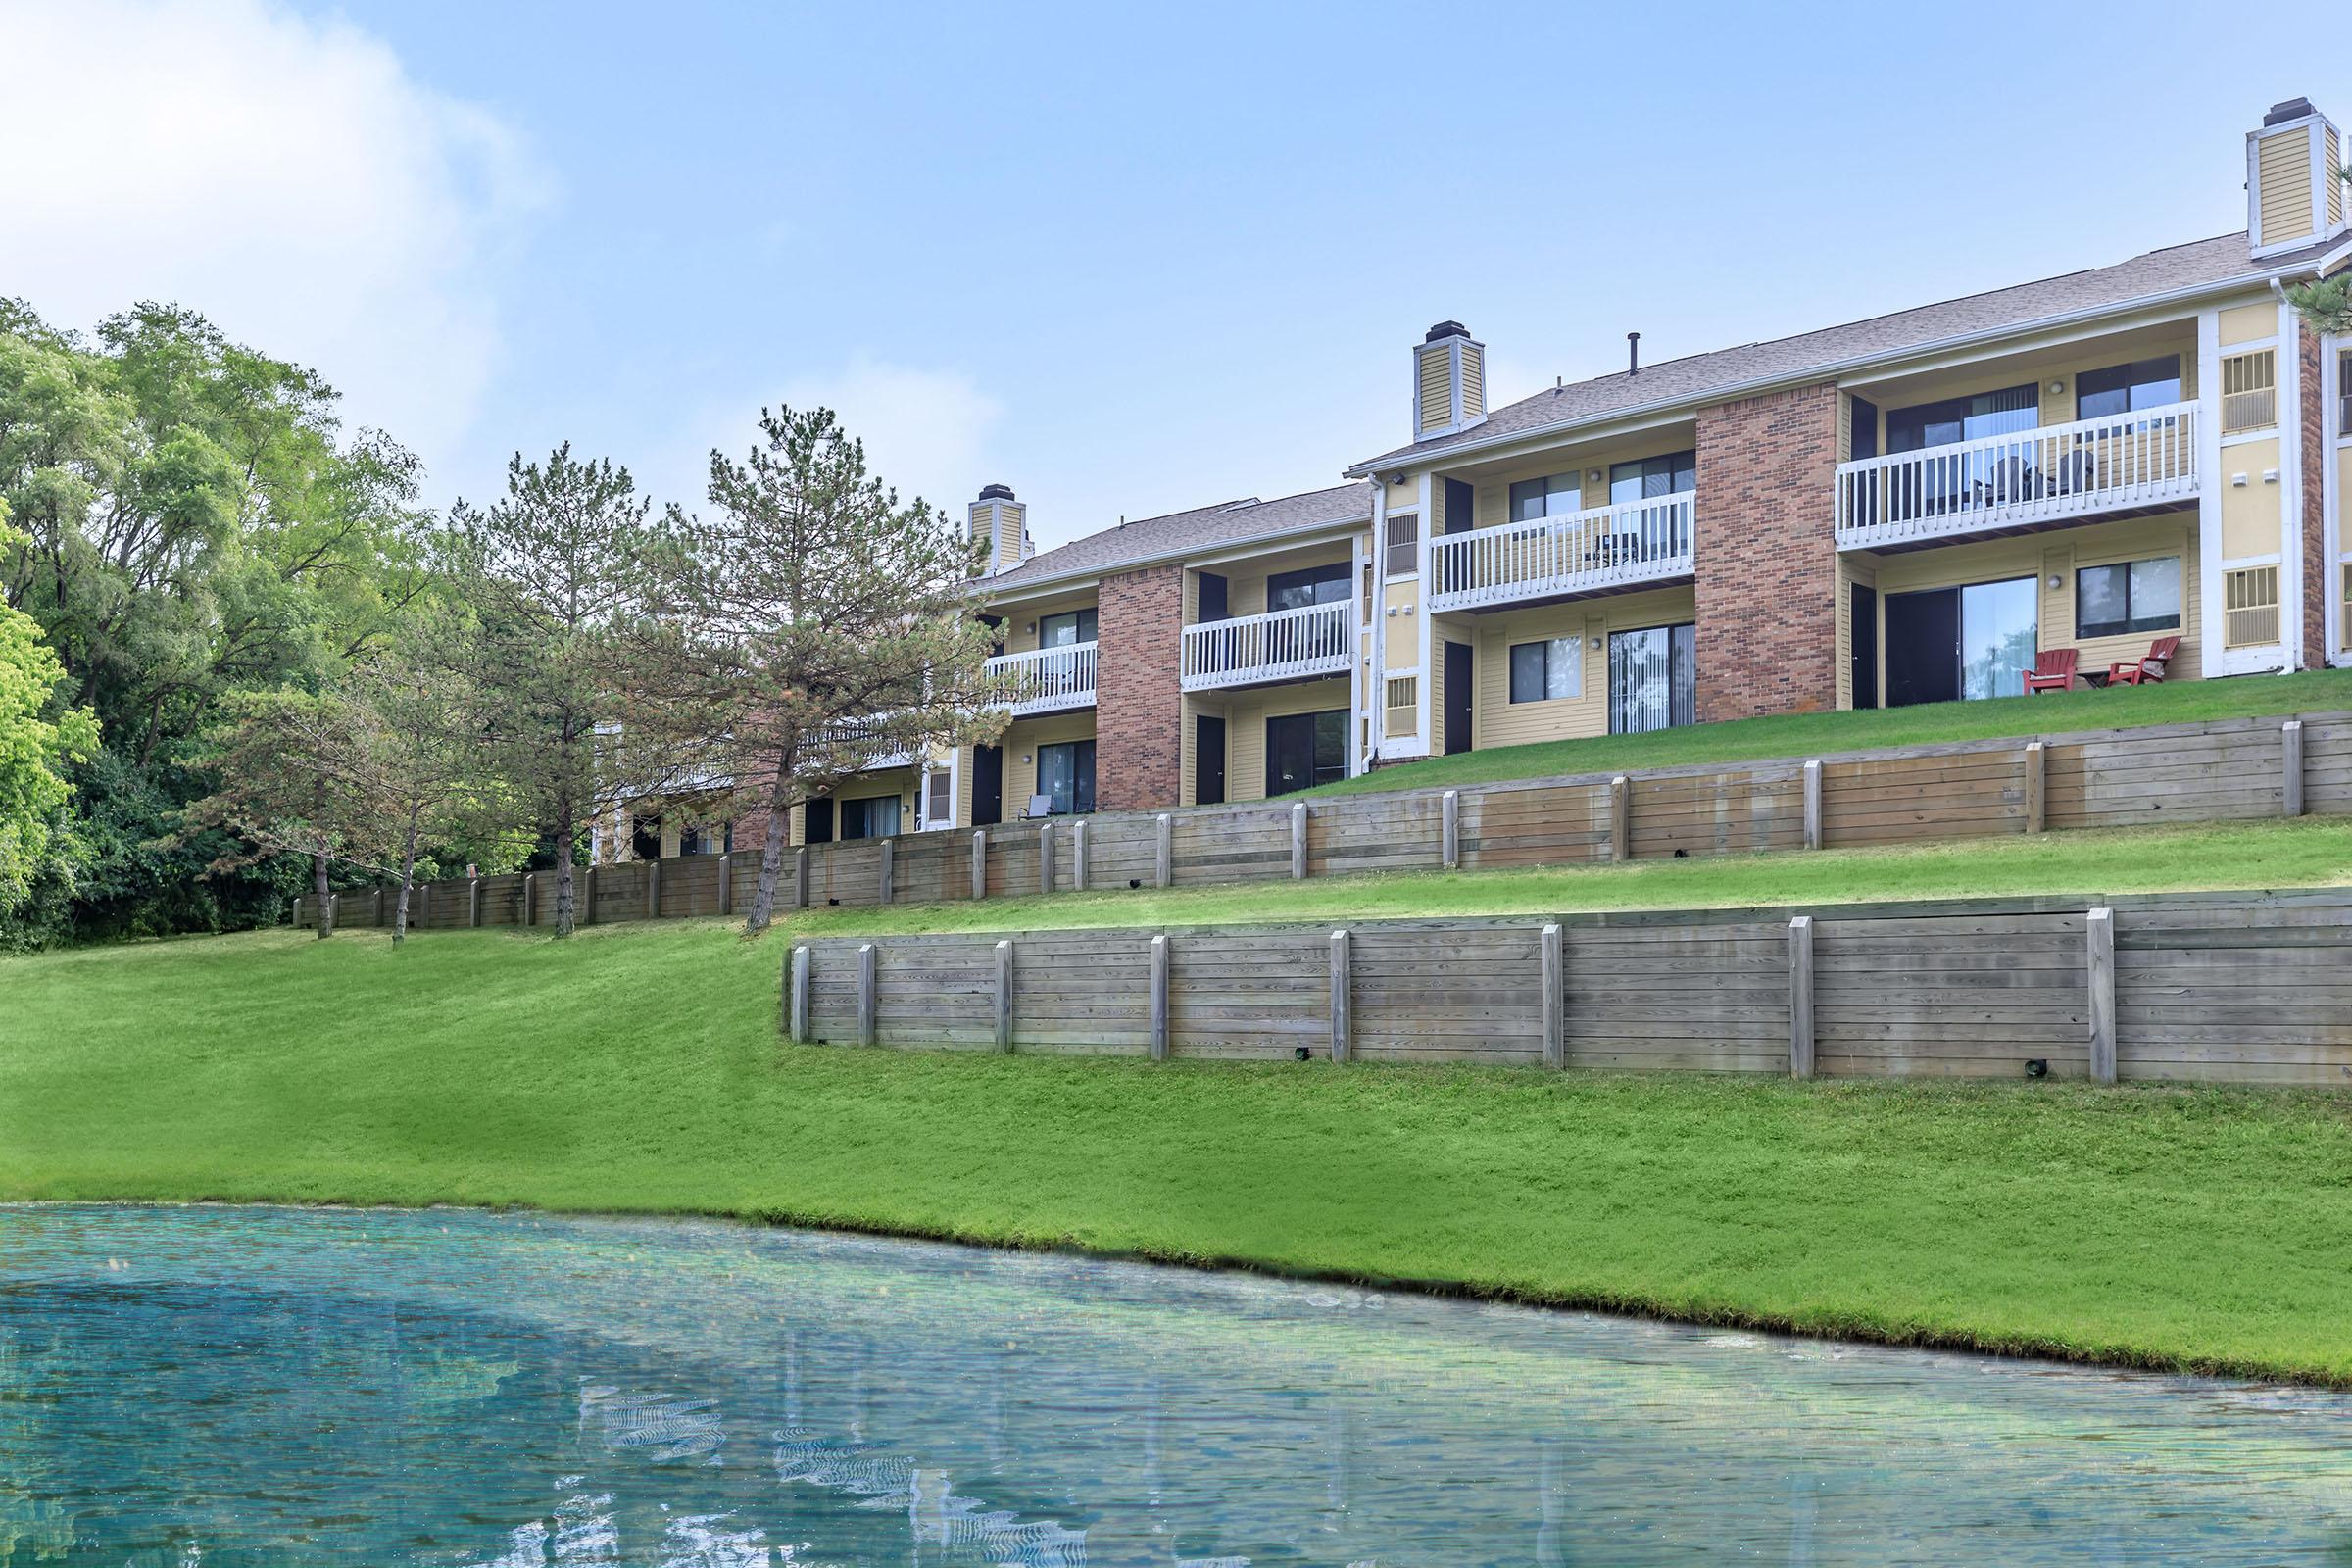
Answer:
[1266,560,1354,612]
[1507,636,1579,703]
[1886,382,2038,454]
[1035,739,1097,815]
[1037,607,1098,647]
[1607,450,1696,503]
[2076,556,2183,640]
[837,794,903,842]
[2076,355,2183,421]
[1507,472,1581,524]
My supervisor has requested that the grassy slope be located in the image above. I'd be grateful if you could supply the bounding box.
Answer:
[7,901,2352,1383]
[1310,666,2352,795]
[768,817,2352,940]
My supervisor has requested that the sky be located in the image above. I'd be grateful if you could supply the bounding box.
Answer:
[1,0,2340,553]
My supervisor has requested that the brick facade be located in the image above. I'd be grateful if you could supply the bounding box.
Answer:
[1094,561,1185,810]
[2300,321,2328,667]
[1692,381,1842,721]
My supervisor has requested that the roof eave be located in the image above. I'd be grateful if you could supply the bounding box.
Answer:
[1342,259,2328,478]
[968,511,1375,602]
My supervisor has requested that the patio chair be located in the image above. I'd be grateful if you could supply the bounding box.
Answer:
[1020,793,1055,819]
[2107,635,2180,686]
[2021,648,2081,695]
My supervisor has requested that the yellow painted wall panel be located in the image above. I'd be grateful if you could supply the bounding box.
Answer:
[1467,585,1697,751]
[2219,438,2284,560]
[1223,677,1352,803]
[2219,302,2278,348]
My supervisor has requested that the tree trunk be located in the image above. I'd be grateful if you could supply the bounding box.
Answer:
[392,809,419,944]
[313,847,332,940]
[745,765,794,935]
[553,797,577,938]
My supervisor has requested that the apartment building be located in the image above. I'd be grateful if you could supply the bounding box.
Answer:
[738,97,2352,852]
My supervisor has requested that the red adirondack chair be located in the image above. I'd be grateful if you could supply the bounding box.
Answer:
[2108,635,2180,686]
[2022,647,2080,695]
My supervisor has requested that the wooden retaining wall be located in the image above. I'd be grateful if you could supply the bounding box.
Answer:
[786,890,2352,1088]
[294,710,2348,933]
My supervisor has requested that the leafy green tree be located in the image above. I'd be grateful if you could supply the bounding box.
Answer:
[177,686,374,940]
[649,406,1004,934]
[0,503,99,918]
[449,445,670,937]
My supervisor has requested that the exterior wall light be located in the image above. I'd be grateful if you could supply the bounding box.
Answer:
[2047,379,2066,395]
[2047,574,2064,590]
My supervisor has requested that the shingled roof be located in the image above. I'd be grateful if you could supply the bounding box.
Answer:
[977,481,1375,595]
[1348,230,2344,474]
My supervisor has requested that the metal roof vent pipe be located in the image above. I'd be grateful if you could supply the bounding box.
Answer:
[1628,331,1641,375]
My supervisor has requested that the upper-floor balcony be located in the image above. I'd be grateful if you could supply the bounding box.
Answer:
[1181,600,1355,693]
[987,640,1097,716]
[1426,492,1694,613]
[1835,400,2201,551]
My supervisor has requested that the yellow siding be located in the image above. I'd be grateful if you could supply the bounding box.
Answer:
[1219,677,1352,803]
[996,587,1099,655]
[789,765,924,847]
[2330,126,2345,228]
[1848,333,2198,441]
[2218,303,2277,348]
[1416,346,1451,433]
[1381,579,1418,666]
[1836,554,1876,710]
[1467,433,1700,529]
[2259,125,2315,244]
[1460,341,1486,419]
[1468,585,1697,750]
[1864,513,2203,692]
[2219,437,2283,559]
[998,713,1097,818]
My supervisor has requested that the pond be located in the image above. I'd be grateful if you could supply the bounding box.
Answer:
[3,1204,2350,1565]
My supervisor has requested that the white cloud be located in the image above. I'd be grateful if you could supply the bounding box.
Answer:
[653,358,1006,520]
[0,0,546,467]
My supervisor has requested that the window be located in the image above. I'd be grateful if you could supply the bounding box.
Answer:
[1608,451,1696,503]
[1036,740,1096,815]
[1038,608,1097,647]
[1886,384,2037,453]
[1384,511,1420,576]
[1265,710,1347,796]
[1607,623,1695,734]
[2339,349,2350,437]
[1507,473,1580,523]
[1266,560,1352,611]
[679,822,730,856]
[2221,349,2276,434]
[1507,637,1582,703]
[838,795,902,841]
[924,768,952,829]
[2077,356,2181,420]
[2076,556,2182,639]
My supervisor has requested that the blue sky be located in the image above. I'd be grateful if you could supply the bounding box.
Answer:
[3,1,2338,552]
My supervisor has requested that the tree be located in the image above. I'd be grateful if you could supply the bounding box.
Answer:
[449,445,667,937]
[176,686,371,939]
[334,638,499,942]
[649,406,1004,935]
[2283,164,2352,334]
[0,503,100,917]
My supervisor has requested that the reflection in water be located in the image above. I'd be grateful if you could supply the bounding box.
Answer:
[3,1204,2351,1565]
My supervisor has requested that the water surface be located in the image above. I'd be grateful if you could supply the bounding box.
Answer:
[3,1204,2349,1564]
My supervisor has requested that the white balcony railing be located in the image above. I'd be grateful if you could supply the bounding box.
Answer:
[987,640,1097,716]
[1836,400,2200,550]
[1181,600,1355,692]
[1426,492,1695,612]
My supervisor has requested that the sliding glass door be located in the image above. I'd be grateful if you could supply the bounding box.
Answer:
[1607,623,1695,734]
[1036,740,1096,815]
[1959,577,2038,701]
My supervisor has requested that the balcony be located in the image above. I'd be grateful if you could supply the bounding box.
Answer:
[1181,600,1355,693]
[988,640,1097,716]
[1836,401,2200,551]
[1426,492,1695,613]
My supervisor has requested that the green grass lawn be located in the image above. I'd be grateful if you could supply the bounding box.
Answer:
[7,906,2352,1383]
[768,816,2352,941]
[1311,666,2352,795]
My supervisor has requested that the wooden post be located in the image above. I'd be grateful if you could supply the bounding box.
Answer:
[2023,741,2046,834]
[2284,720,2305,817]
[787,946,810,1041]
[1154,814,1173,889]
[584,866,598,925]
[1328,929,1351,1063]
[1608,776,1631,862]
[416,881,429,931]
[878,838,895,904]
[522,872,536,927]
[1148,933,1170,1060]
[1072,820,1089,891]
[2087,907,2116,1084]
[993,938,1014,1053]
[1788,915,1815,1080]
[1541,922,1564,1070]
[373,887,384,926]
[646,858,662,920]
[1802,760,1824,851]
[971,830,988,901]
[1038,821,1055,895]
[291,895,302,928]
[794,846,810,909]
[1441,789,1459,869]
[1291,801,1308,880]
[857,943,878,1047]
[717,852,732,915]
[468,876,481,928]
